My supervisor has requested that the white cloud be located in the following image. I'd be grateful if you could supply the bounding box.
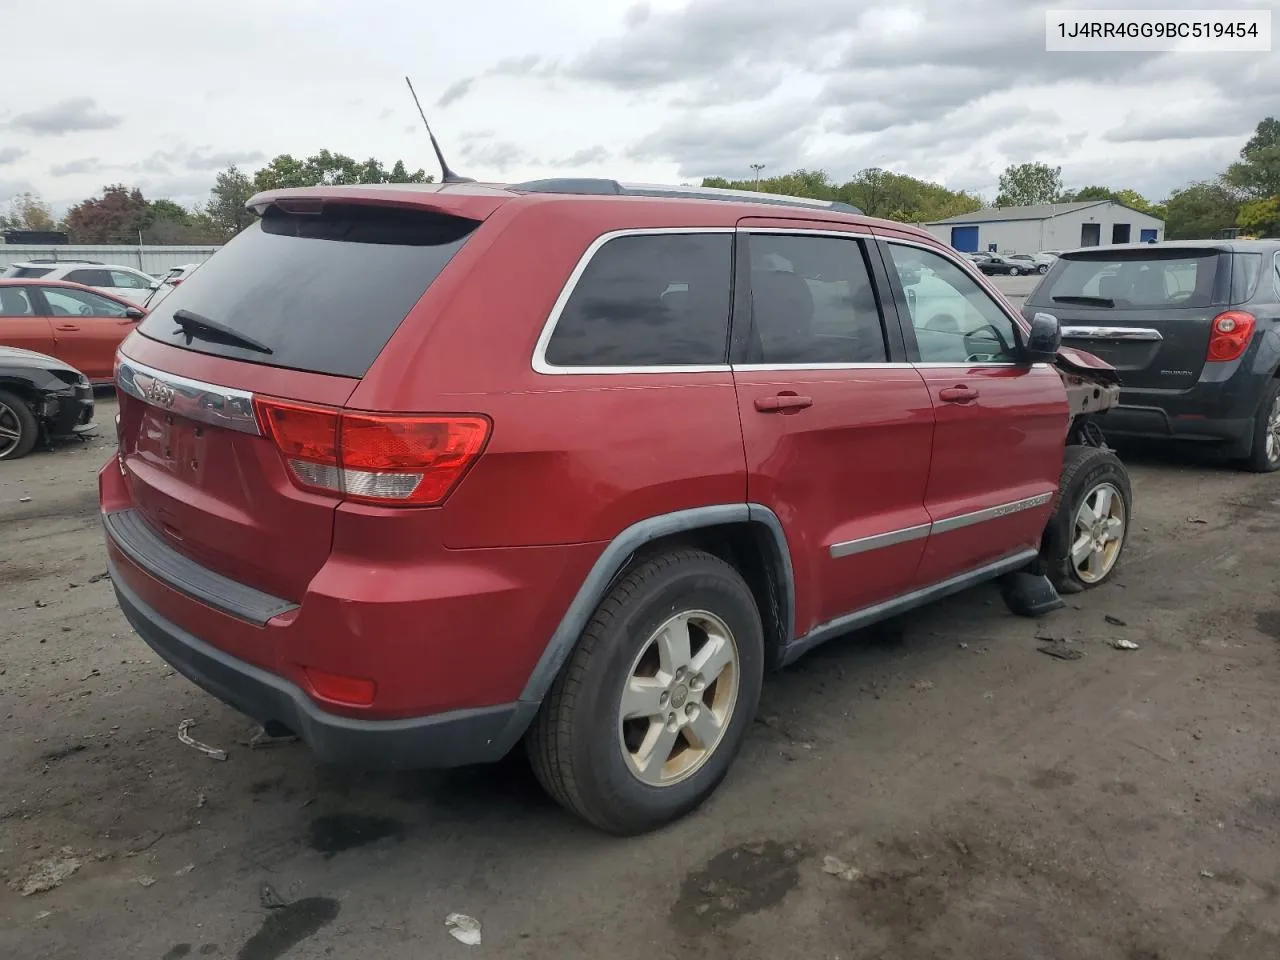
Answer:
[0,0,1273,214]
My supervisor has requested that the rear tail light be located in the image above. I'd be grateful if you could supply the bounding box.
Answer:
[1207,311,1256,362]
[253,397,490,506]
[303,667,376,707]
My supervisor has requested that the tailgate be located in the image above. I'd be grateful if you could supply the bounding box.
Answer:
[1029,247,1226,391]
[112,198,484,602]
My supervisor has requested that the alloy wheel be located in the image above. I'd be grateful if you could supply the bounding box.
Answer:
[0,400,24,459]
[618,610,740,787]
[1071,481,1126,584]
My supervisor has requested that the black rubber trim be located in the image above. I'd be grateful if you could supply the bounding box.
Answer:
[103,509,298,627]
[518,503,796,705]
[109,556,535,769]
[781,548,1038,664]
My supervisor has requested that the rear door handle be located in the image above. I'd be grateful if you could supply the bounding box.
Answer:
[938,385,979,403]
[755,394,813,413]
[55,324,81,331]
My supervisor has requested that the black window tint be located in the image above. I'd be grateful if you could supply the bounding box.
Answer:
[1040,250,1219,310]
[745,234,886,364]
[887,243,1019,364]
[137,204,479,378]
[8,267,53,279]
[545,233,732,367]
[65,269,113,287]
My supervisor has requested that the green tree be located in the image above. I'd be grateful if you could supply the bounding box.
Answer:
[1243,117,1280,155]
[1237,195,1280,237]
[2,192,59,232]
[995,163,1063,206]
[1066,185,1115,202]
[1163,181,1240,239]
[205,164,257,240]
[253,151,434,192]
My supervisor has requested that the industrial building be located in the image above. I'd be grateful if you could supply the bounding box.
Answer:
[924,201,1165,255]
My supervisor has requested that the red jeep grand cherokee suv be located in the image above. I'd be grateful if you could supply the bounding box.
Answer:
[100,179,1130,833]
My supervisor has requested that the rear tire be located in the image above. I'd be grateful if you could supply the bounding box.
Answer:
[526,549,764,835]
[0,390,39,462]
[1040,446,1132,593]
[1008,266,1021,276]
[1242,380,1280,473]
[1037,264,1049,274]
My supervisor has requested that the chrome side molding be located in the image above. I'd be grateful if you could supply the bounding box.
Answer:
[1062,326,1163,342]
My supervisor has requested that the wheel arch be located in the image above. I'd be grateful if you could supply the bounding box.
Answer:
[518,504,795,709]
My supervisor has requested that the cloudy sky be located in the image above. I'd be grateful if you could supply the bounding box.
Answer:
[1,0,1276,215]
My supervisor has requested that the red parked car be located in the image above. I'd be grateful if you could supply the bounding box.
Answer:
[0,278,146,384]
[100,180,1130,833]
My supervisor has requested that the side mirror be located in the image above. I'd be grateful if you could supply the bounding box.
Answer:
[125,307,145,320]
[1025,312,1061,363]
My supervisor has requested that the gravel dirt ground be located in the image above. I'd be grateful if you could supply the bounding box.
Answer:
[3,391,1279,960]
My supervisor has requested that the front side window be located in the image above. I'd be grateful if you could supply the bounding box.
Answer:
[544,233,732,367]
[744,234,887,364]
[109,269,152,289]
[887,243,1020,364]
[65,268,113,288]
[41,287,129,317]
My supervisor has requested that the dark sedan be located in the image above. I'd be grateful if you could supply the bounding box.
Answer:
[0,346,96,461]
[975,254,1037,276]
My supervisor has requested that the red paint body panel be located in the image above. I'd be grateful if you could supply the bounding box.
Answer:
[0,279,142,383]
[734,366,934,635]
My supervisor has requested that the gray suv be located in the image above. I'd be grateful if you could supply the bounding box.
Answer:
[1023,240,1280,471]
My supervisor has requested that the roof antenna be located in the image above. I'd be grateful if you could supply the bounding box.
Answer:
[405,76,473,184]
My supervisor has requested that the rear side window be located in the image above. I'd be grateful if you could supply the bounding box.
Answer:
[65,269,114,287]
[6,266,53,279]
[1229,253,1263,304]
[544,233,732,367]
[1041,250,1218,309]
[745,234,887,364]
[138,204,479,378]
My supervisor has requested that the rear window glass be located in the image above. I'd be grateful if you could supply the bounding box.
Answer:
[544,233,732,367]
[5,266,53,279]
[1041,250,1219,310]
[137,204,479,378]
[1230,252,1263,304]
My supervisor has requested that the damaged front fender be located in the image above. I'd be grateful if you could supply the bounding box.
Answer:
[1056,345,1121,420]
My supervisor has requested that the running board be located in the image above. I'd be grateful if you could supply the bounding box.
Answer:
[780,549,1038,666]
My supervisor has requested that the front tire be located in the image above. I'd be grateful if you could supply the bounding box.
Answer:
[1008,266,1021,276]
[526,549,764,835]
[0,390,39,461]
[1041,446,1132,593]
[1037,264,1049,274]
[1242,380,1280,473]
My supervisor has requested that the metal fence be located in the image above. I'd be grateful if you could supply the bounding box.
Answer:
[0,244,221,275]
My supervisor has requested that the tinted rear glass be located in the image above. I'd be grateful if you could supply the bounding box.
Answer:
[1041,249,1219,310]
[544,233,732,367]
[137,204,479,378]
[6,266,53,279]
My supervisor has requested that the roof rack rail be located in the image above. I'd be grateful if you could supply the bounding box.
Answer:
[24,257,104,264]
[509,178,863,215]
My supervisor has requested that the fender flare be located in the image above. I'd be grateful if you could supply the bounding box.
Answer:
[516,503,794,707]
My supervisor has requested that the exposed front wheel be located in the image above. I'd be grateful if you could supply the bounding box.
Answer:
[1041,446,1132,593]
[1037,264,1049,274]
[1008,266,1021,275]
[526,548,764,835]
[0,390,39,462]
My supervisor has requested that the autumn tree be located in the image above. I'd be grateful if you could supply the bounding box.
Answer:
[995,163,1063,206]
[64,185,151,243]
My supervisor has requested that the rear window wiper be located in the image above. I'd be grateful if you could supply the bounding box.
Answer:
[171,309,273,355]
[1051,295,1115,307]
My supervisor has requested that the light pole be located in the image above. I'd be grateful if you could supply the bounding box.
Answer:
[750,163,765,189]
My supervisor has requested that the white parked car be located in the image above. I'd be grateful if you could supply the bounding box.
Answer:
[0,260,157,305]
[141,262,203,309]
[1007,253,1056,274]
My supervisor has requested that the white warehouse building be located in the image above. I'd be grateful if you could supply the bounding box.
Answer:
[924,201,1165,255]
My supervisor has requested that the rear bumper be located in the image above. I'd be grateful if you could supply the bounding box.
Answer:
[1100,406,1252,445]
[110,556,536,769]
